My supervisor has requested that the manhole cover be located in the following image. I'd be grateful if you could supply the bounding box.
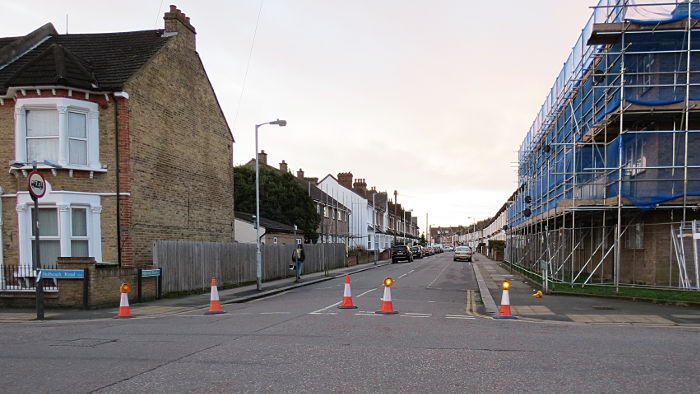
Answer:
[592,305,615,310]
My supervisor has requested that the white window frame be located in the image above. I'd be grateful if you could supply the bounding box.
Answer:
[16,181,102,268]
[14,97,102,171]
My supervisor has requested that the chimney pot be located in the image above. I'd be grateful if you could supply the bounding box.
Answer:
[164,5,196,50]
[297,168,304,178]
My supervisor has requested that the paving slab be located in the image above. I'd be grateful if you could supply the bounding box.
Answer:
[471,252,700,326]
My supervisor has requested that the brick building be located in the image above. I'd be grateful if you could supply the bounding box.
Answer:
[244,151,350,244]
[0,6,235,276]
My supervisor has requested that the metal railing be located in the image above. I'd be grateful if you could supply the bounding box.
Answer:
[1,265,58,292]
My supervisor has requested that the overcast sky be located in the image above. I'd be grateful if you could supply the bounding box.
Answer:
[1,0,596,231]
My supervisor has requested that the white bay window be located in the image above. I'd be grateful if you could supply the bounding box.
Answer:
[17,181,102,268]
[15,97,100,170]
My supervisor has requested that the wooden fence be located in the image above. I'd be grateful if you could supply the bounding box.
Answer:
[153,241,347,293]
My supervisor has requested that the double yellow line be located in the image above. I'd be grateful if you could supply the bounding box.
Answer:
[466,289,477,315]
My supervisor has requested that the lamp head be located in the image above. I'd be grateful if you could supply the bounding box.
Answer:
[270,119,287,127]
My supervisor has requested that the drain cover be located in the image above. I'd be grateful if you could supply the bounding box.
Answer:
[592,305,615,310]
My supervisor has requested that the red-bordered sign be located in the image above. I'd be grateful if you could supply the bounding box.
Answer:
[28,171,46,199]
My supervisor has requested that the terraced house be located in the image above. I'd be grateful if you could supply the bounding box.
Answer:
[0,6,235,290]
[505,0,700,290]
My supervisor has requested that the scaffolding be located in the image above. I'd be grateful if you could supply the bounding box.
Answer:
[506,0,700,291]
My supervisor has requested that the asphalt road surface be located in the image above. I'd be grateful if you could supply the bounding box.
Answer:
[2,253,699,393]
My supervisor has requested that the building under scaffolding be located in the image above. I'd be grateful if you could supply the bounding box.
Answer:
[506,0,700,291]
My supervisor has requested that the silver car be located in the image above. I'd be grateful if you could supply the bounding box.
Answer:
[453,246,472,262]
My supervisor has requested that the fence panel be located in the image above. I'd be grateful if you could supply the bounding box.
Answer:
[153,241,346,293]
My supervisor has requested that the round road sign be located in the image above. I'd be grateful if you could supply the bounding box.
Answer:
[28,171,46,199]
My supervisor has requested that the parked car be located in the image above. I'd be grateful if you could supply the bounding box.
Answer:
[444,246,454,252]
[391,245,413,263]
[410,245,423,259]
[423,246,432,256]
[453,246,473,262]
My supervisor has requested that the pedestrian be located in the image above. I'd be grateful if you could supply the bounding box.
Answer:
[292,243,305,282]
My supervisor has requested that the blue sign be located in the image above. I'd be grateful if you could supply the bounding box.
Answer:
[40,269,84,279]
[141,269,161,278]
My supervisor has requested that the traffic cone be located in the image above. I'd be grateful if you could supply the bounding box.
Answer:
[204,277,225,315]
[494,280,517,319]
[117,283,132,318]
[338,275,358,309]
[375,277,398,314]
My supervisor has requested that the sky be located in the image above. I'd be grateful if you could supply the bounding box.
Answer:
[0,0,597,231]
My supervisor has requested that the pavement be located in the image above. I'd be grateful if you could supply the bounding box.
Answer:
[471,252,700,327]
[2,252,700,327]
[0,258,392,323]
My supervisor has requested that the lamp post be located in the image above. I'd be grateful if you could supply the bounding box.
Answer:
[255,119,286,291]
[403,209,412,245]
[10,159,62,320]
[468,216,476,249]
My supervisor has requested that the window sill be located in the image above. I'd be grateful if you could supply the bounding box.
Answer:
[10,165,108,178]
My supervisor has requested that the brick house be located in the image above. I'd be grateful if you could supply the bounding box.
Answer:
[0,6,235,276]
[244,151,350,244]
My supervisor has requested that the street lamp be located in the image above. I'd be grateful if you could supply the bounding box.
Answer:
[403,209,412,245]
[255,119,286,291]
[468,216,477,250]
[9,159,62,320]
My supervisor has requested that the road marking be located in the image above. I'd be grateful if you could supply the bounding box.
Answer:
[357,288,378,298]
[356,311,380,316]
[403,312,431,317]
[426,261,451,289]
[446,315,476,320]
[398,270,414,279]
[311,301,342,315]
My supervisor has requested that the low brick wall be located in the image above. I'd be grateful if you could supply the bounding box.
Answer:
[0,258,159,309]
[56,257,159,308]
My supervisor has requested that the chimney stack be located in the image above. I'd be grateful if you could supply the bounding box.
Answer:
[338,172,353,190]
[258,150,267,165]
[164,5,197,51]
[297,168,304,179]
[353,178,367,193]
[279,160,288,173]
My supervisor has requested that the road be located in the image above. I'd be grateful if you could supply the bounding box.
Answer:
[1,253,699,393]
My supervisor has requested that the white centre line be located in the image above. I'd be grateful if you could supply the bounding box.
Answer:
[427,261,452,289]
[356,288,378,298]
[398,269,415,279]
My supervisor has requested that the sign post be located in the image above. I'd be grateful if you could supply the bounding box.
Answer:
[28,163,46,320]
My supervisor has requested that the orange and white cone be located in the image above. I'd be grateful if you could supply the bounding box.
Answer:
[117,283,132,318]
[204,277,225,315]
[375,277,398,314]
[338,275,358,309]
[494,280,517,319]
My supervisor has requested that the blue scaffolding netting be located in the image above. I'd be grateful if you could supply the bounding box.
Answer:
[510,0,700,226]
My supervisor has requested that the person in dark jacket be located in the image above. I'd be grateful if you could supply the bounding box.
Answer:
[292,243,306,281]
